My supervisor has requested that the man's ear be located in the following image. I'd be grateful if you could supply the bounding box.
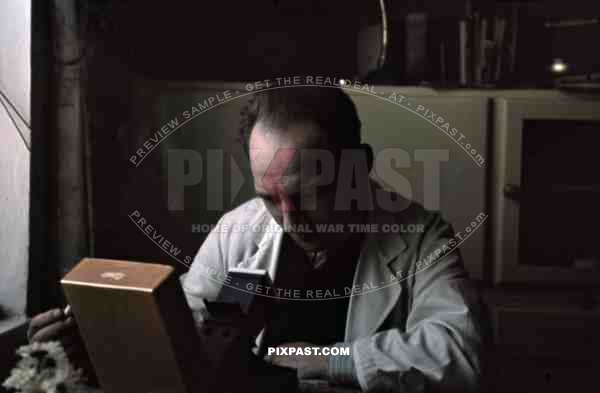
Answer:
[361,143,374,173]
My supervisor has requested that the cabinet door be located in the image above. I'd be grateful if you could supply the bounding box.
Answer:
[492,98,600,285]
[352,95,489,279]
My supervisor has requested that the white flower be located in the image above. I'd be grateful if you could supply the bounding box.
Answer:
[2,340,89,393]
[2,366,36,390]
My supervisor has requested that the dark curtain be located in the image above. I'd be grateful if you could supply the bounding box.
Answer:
[28,0,93,315]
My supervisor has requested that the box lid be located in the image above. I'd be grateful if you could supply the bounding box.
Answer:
[60,258,174,292]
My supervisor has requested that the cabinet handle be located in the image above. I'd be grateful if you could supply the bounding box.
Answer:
[503,184,521,202]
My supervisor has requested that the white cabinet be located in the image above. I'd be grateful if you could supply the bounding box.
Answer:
[351,93,489,279]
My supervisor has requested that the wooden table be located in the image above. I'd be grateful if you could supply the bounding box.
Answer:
[76,380,357,393]
[300,380,361,393]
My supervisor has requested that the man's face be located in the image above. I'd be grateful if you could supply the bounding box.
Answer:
[250,121,347,252]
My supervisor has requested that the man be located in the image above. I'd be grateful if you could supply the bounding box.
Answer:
[29,85,484,392]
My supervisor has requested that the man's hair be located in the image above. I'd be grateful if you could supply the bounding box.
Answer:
[239,83,362,153]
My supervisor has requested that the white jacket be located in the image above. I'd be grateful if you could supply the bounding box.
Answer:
[180,189,484,391]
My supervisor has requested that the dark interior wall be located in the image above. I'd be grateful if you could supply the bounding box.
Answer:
[83,0,600,82]
[94,0,360,81]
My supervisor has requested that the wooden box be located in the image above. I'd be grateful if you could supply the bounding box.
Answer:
[61,258,209,393]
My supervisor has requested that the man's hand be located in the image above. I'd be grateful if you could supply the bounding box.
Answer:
[28,308,76,343]
[265,342,329,380]
[28,308,98,385]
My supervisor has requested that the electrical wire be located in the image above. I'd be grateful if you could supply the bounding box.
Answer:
[0,88,31,152]
[0,87,30,129]
[377,0,389,69]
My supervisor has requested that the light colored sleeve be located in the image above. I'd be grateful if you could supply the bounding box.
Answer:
[179,215,228,328]
[340,213,484,391]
